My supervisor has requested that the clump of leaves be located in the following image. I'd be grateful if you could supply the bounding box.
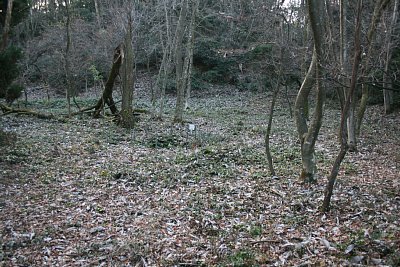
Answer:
[147,134,183,148]
[5,84,24,105]
[249,225,263,237]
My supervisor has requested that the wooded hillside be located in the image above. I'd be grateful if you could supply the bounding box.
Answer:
[1,0,399,266]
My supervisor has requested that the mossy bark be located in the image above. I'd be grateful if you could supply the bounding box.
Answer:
[93,45,122,118]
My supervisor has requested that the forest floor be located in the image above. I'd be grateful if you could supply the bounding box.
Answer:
[0,88,399,266]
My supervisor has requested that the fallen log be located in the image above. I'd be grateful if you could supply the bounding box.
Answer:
[1,102,147,121]
[0,103,66,122]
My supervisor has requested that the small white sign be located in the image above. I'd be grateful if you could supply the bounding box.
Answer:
[188,124,195,132]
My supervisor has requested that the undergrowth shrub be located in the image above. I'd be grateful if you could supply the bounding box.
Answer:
[6,83,24,105]
[245,43,273,61]
[0,46,23,100]
[193,39,237,84]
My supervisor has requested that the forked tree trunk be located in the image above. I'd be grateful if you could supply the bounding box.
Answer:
[294,0,326,183]
[93,45,122,118]
[295,50,320,183]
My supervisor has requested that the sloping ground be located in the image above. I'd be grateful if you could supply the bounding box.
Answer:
[0,94,399,266]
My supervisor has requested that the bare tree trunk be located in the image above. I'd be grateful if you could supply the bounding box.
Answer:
[325,0,339,68]
[151,36,166,117]
[153,39,171,119]
[265,15,286,177]
[265,78,282,176]
[294,0,326,183]
[357,0,391,134]
[93,45,122,118]
[184,0,199,110]
[383,0,398,114]
[294,51,317,180]
[120,13,135,129]
[323,0,363,212]
[94,0,101,29]
[154,0,173,120]
[299,0,311,97]
[339,0,357,151]
[173,0,188,123]
[159,52,171,118]
[0,0,14,51]
[64,0,73,117]
[48,0,57,22]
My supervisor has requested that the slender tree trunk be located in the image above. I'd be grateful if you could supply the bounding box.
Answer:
[383,0,398,114]
[94,0,101,29]
[159,52,171,118]
[357,0,391,134]
[184,0,199,110]
[265,78,282,176]
[325,0,339,68]
[156,0,173,120]
[120,13,135,129]
[173,0,188,123]
[323,0,363,212]
[339,0,357,151]
[152,36,166,116]
[265,18,286,176]
[300,0,310,91]
[64,0,73,117]
[0,0,14,51]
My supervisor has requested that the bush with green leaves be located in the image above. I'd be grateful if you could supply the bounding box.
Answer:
[193,38,237,84]
[5,83,24,104]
